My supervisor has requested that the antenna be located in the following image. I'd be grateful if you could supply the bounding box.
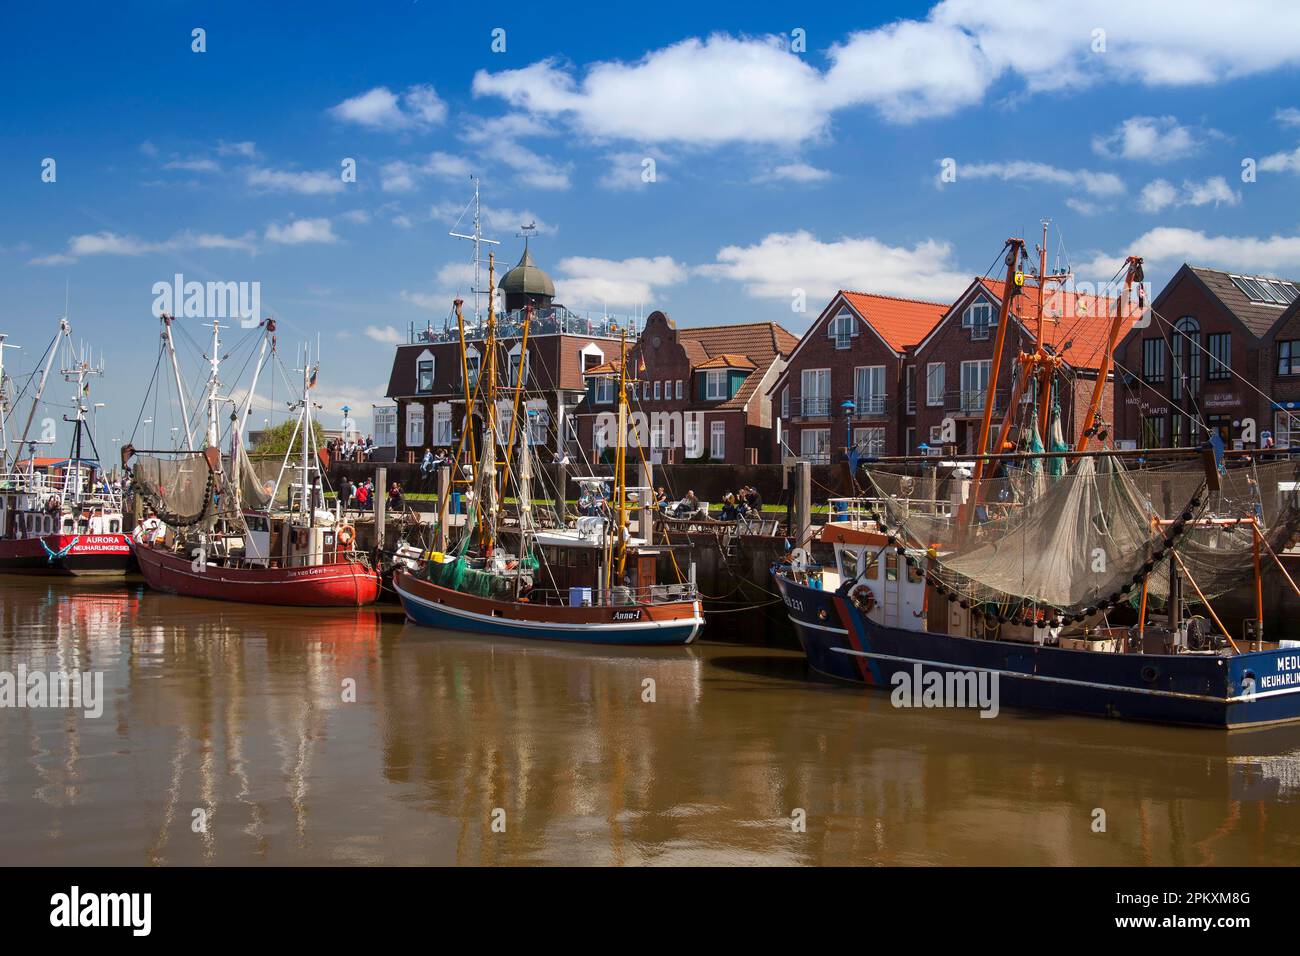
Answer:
[449,177,500,326]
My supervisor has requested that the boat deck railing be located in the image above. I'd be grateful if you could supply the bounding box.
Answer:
[524,581,697,606]
[826,496,955,525]
[0,471,123,512]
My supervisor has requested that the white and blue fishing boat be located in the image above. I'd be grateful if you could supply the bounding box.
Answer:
[774,231,1300,729]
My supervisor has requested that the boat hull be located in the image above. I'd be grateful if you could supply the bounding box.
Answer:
[393,571,702,645]
[0,534,132,576]
[772,567,1300,729]
[133,542,379,606]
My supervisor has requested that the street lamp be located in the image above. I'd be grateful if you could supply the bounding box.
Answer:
[841,399,856,462]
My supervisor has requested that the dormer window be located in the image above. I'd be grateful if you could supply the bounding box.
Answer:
[963,300,994,340]
[829,308,857,350]
[415,350,435,393]
[705,369,728,400]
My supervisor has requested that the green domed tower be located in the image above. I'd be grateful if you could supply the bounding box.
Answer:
[498,241,556,312]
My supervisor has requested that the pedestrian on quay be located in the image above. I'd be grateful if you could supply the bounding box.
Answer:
[421,448,435,476]
[339,475,353,515]
[389,481,404,512]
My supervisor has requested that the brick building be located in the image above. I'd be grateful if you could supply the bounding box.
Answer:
[767,290,949,462]
[1114,264,1300,448]
[912,276,1125,455]
[385,244,636,462]
[574,310,797,465]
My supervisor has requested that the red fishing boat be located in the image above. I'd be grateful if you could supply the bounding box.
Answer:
[0,320,131,575]
[126,316,379,607]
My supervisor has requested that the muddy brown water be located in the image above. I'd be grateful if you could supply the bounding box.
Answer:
[2,577,1299,865]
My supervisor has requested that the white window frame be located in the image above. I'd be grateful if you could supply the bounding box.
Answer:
[963,300,994,340]
[926,362,945,406]
[853,426,885,456]
[415,349,435,394]
[854,366,886,415]
[508,343,529,387]
[581,343,605,373]
[710,420,726,459]
[685,417,703,458]
[781,386,789,419]
[829,308,856,350]
[705,369,728,400]
[960,359,991,413]
[800,428,831,462]
[432,403,453,445]
[654,380,662,400]
[675,379,683,400]
[405,403,425,447]
[800,368,830,416]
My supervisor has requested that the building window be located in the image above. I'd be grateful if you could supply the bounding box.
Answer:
[654,381,661,401]
[705,369,728,400]
[829,308,856,350]
[1275,410,1300,448]
[926,363,944,406]
[853,426,885,456]
[960,360,991,414]
[1141,339,1165,384]
[508,346,528,386]
[800,428,830,462]
[1206,414,1232,445]
[781,386,789,419]
[675,379,683,400]
[465,349,481,385]
[1141,414,1166,447]
[800,368,829,416]
[963,300,994,340]
[406,404,425,447]
[528,406,550,445]
[595,377,614,404]
[416,358,435,394]
[710,420,726,459]
[581,345,605,372]
[854,366,886,415]
[1206,333,1230,380]
[1279,340,1300,376]
[1171,316,1200,399]
[685,417,702,458]
[433,404,453,445]
[904,365,915,414]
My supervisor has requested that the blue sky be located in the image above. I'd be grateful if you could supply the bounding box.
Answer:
[3,0,1300,449]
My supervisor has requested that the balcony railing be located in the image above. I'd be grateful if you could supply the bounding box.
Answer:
[409,306,639,345]
[852,395,887,417]
[944,389,1010,417]
[798,397,832,418]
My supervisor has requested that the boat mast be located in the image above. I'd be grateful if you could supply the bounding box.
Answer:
[1077,256,1144,454]
[609,330,631,584]
[301,345,314,523]
[0,334,19,472]
[61,339,105,504]
[161,314,197,451]
[204,319,222,449]
[480,253,499,555]
[14,318,70,474]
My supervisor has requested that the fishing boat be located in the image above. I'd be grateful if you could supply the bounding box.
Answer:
[127,315,379,606]
[394,242,702,644]
[0,319,131,575]
[773,229,1300,728]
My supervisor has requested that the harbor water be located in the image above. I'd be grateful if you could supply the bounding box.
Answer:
[3,577,1300,866]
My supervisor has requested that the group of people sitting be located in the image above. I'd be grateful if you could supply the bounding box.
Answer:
[419,448,453,476]
[721,485,762,521]
[328,436,375,464]
[650,484,762,522]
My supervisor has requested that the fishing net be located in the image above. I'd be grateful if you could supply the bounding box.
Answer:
[132,454,214,526]
[864,455,1192,615]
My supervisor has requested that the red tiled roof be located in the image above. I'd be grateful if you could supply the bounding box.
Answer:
[840,291,948,352]
[695,353,757,370]
[672,320,797,410]
[977,278,1129,372]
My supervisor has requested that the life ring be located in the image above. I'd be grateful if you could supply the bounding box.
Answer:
[850,583,876,613]
[337,524,356,547]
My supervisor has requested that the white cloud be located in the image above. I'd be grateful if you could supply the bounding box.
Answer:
[247,166,345,195]
[472,3,1300,145]
[162,157,221,173]
[1065,197,1106,217]
[1092,115,1205,162]
[139,140,159,157]
[700,230,970,302]
[216,140,258,158]
[264,218,338,245]
[950,160,1125,197]
[1260,145,1300,174]
[399,290,451,311]
[598,152,662,191]
[329,85,447,131]
[381,152,476,192]
[554,255,688,309]
[429,201,555,236]
[29,229,257,264]
[339,209,371,225]
[435,262,475,287]
[460,114,570,190]
[754,162,832,184]
[1078,227,1300,279]
[1276,107,1300,127]
[363,324,404,344]
[1138,175,1239,212]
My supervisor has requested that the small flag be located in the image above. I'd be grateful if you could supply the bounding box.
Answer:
[308,365,318,389]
